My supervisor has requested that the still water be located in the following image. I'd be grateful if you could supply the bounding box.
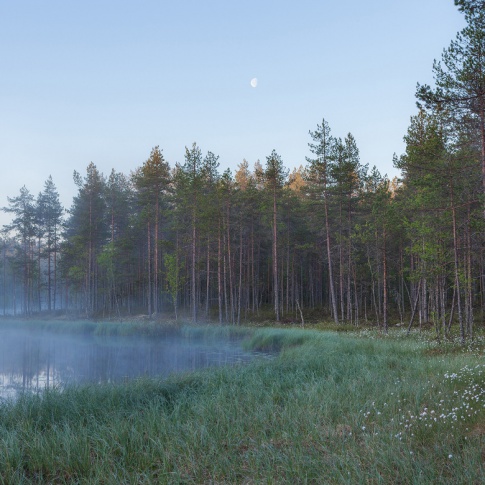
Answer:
[0,328,262,400]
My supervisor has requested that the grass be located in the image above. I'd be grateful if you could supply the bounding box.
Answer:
[0,317,185,339]
[0,324,484,483]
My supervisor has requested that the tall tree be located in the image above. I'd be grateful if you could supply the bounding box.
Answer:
[174,143,204,323]
[63,163,107,314]
[37,176,64,311]
[2,186,36,314]
[200,151,221,319]
[133,147,171,315]
[330,134,366,322]
[259,149,287,322]
[416,1,485,203]
[100,169,135,314]
[307,119,339,323]
[396,109,481,340]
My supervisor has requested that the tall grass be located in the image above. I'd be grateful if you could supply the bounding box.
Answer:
[0,327,484,483]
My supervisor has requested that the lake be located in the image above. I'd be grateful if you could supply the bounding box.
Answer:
[0,327,264,400]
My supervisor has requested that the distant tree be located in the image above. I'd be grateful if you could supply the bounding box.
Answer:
[370,176,393,333]
[106,170,132,244]
[259,149,288,322]
[307,120,339,323]
[173,143,204,323]
[63,163,107,314]
[165,252,185,320]
[101,169,134,314]
[133,147,171,315]
[0,233,15,316]
[330,133,367,323]
[2,186,36,314]
[235,159,252,191]
[37,176,63,311]
[287,165,307,195]
[199,151,221,318]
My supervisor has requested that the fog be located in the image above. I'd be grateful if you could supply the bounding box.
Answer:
[0,327,262,400]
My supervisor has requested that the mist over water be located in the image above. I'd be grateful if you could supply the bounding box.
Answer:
[0,326,263,400]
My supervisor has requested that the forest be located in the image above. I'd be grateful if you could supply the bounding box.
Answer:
[2,1,484,342]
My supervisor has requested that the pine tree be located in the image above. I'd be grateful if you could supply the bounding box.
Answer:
[173,143,204,323]
[101,169,134,314]
[2,186,36,314]
[307,119,339,323]
[416,1,485,202]
[133,147,171,315]
[37,176,63,311]
[63,163,107,314]
[259,149,288,322]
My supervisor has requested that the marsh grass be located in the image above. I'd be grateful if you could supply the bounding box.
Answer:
[0,317,185,338]
[0,325,484,483]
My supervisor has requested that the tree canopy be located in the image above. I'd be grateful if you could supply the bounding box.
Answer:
[1,1,484,341]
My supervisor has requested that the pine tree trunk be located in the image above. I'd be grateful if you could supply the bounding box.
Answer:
[47,239,51,312]
[237,224,243,325]
[338,199,343,321]
[154,197,159,315]
[226,206,234,323]
[466,205,473,339]
[53,227,57,311]
[272,186,280,322]
[223,232,229,322]
[218,223,223,324]
[451,187,464,343]
[383,227,388,333]
[191,210,197,323]
[480,107,485,218]
[286,230,290,315]
[2,242,6,317]
[324,188,338,324]
[147,221,152,316]
[206,236,210,318]
[38,236,42,312]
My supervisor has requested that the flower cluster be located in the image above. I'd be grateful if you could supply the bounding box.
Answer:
[350,327,485,356]
[359,364,485,440]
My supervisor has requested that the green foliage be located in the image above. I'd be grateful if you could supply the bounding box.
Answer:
[1,0,485,341]
[164,252,185,315]
[133,146,170,221]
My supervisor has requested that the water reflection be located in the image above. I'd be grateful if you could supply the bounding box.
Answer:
[0,329,262,400]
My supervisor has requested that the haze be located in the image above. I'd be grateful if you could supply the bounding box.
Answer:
[0,326,261,400]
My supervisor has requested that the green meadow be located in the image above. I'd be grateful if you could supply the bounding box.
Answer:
[0,323,484,484]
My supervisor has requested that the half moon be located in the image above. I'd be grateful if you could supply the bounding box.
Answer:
[250,78,258,88]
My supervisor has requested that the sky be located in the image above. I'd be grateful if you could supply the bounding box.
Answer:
[0,0,466,226]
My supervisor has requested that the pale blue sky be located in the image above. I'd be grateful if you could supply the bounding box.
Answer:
[0,1,465,221]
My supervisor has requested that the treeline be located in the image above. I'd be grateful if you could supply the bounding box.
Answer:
[2,0,484,340]
[0,135,396,326]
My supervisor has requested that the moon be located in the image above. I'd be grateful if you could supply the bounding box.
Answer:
[250,78,258,88]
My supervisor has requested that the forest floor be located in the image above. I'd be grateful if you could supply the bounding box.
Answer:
[0,322,484,483]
